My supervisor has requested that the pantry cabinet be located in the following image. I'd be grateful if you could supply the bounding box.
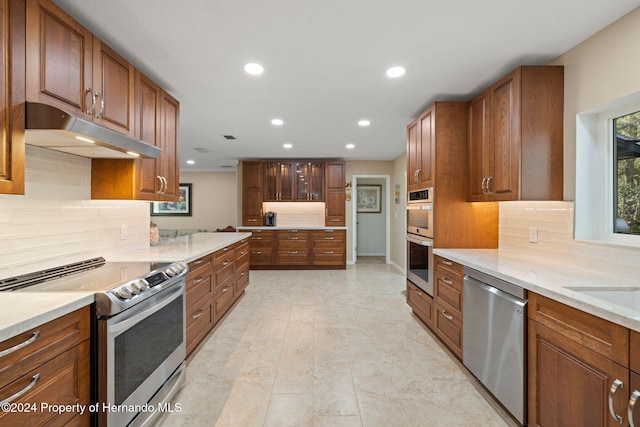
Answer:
[324,161,345,226]
[468,66,564,202]
[0,0,25,195]
[242,161,264,225]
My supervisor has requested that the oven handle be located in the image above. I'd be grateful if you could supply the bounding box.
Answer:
[406,235,433,247]
[107,281,185,336]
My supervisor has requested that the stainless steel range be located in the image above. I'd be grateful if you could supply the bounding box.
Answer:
[0,257,188,427]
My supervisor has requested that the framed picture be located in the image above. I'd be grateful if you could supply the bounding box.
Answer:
[151,183,192,216]
[357,185,381,213]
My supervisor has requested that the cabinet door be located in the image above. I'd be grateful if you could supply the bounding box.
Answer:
[263,161,278,201]
[631,372,640,427]
[528,321,629,427]
[278,161,294,200]
[406,118,420,191]
[295,161,324,200]
[468,92,490,201]
[418,107,434,188]
[25,0,93,118]
[325,161,345,226]
[159,91,179,201]
[92,39,134,136]
[0,0,25,195]
[242,161,263,225]
[134,70,161,200]
[489,69,520,201]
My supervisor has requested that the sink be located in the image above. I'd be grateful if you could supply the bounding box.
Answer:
[567,287,640,311]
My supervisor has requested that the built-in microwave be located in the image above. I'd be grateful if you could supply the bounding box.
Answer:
[407,187,433,239]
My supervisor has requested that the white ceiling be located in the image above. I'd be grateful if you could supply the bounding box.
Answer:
[53,0,638,171]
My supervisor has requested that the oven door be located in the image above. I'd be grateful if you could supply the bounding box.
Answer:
[406,234,434,296]
[407,203,433,238]
[97,281,186,427]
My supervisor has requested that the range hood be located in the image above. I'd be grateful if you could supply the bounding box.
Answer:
[24,102,161,159]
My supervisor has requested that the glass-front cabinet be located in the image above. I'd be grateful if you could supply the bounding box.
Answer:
[264,161,324,201]
[264,161,294,201]
[295,162,324,201]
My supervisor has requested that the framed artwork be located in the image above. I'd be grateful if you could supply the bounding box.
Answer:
[151,183,192,216]
[357,185,381,213]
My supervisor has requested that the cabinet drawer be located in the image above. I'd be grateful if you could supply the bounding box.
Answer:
[186,262,212,292]
[214,246,235,267]
[0,306,90,389]
[214,284,235,322]
[276,250,310,265]
[236,265,250,295]
[278,230,309,240]
[528,293,629,367]
[278,239,309,250]
[248,230,274,240]
[214,264,235,294]
[186,274,213,308]
[0,340,90,426]
[434,301,463,359]
[310,229,346,241]
[434,255,464,278]
[235,242,250,267]
[249,248,273,265]
[407,281,433,328]
[434,270,463,316]
[311,248,345,265]
[188,254,212,271]
[186,296,214,355]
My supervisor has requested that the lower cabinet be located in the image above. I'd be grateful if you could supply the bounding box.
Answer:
[0,307,90,426]
[528,292,631,427]
[185,237,250,357]
[406,280,433,329]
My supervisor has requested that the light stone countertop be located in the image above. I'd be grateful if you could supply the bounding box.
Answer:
[0,232,250,343]
[107,232,252,263]
[434,248,640,332]
[237,226,347,230]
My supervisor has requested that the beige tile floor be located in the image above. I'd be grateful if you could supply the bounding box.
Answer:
[157,261,519,427]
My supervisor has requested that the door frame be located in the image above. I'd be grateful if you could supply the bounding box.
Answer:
[351,174,391,264]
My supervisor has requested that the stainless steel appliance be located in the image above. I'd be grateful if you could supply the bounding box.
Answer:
[463,267,527,425]
[406,187,434,295]
[264,211,276,226]
[0,257,188,427]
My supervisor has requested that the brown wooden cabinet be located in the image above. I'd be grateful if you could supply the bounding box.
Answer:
[295,161,324,201]
[310,229,346,266]
[432,256,464,359]
[242,229,274,266]
[235,238,250,295]
[406,280,433,329]
[407,107,434,191]
[325,161,345,226]
[264,161,295,201]
[276,229,310,265]
[242,161,264,225]
[186,254,214,357]
[26,0,134,136]
[0,0,25,195]
[0,306,90,426]
[528,292,631,426]
[213,244,236,323]
[468,66,564,202]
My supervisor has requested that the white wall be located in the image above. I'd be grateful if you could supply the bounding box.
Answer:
[356,178,386,256]
[390,154,407,271]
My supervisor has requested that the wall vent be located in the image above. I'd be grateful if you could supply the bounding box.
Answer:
[223,135,236,140]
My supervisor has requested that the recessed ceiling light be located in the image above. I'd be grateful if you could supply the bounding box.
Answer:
[271,119,284,126]
[346,143,356,149]
[186,160,195,165]
[386,66,406,78]
[244,63,264,75]
[283,143,293,149]
[358,120,370,127]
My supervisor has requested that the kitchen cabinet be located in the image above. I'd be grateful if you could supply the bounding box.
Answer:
[90,79,180,201]
[0,306,90,426]
[276,229,310,265]
[406,280,433,329]
[0,0,25,195]
[528,292,630,426]
[432,255,464,359]
[242,161,264,225]
[310,229,346,266]
[264,161,295,201]
[242,229,275,266]
[407,106,434,191]
[235,238,250,295]
[468,66,564,202]
[186,254,214,357]
[325,161,346,226]
[26,0,134,136]
[213,244,236,323]
[295,161,324,201]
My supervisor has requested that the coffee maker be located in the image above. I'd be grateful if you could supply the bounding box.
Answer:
[264,212,276,226]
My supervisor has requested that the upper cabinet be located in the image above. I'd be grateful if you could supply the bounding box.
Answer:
[264,160,325,202]
[25,0,134,136]
[264,161,294,201]
[407,106,434,191]
[0,0,25,195]
[325,161,345,226]
[468,66,564,202]
[295,161,324,201]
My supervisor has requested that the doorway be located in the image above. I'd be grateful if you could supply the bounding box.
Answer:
[352,175,390,264]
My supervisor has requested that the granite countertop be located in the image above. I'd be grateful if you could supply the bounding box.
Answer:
[434,248,640,332]
[0,232,250,343]
[238,226,347,230]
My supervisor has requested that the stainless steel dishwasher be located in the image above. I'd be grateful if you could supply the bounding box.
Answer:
[463,267,527,425]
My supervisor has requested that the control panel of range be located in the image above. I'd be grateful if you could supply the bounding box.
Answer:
[112,262,187,300]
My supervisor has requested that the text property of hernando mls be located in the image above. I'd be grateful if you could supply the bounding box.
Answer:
[1,402,183,416]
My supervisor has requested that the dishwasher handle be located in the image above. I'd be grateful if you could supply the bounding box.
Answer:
[464,275,527,308]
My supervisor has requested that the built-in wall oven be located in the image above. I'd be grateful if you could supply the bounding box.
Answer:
[1,258,188,427]
[406,187,434,296]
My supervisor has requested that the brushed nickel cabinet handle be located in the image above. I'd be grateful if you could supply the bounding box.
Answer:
[481,176,487,195]
[630,390,640,427]
[441,310,454,321]
[609,379,624,424]
[85,88,95,114]
[192,309,205,320]
[248,219,257,222]
[442,260,453,266]
[288,237,298,240]
[0,374,40,405]
[330,219,339,222]
[193,277,204,285]
[0,331,40,358]
[442,277,453,286]
[325,237,334,240]
[156,176,163,195]
[94,92,104,118]
[251,251,262,254]
[223,260,230,266]
[414,289,423,296]
[324,251,334,254]
[415,169,421,183]
[222,287,229,293]
[288,251,298,254]
[486,176,493,196]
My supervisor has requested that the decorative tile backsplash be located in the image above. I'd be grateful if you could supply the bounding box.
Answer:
[499,201,640,278]
[0,146,150,278]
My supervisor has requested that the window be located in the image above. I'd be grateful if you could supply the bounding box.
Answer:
[614,111,640,235]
